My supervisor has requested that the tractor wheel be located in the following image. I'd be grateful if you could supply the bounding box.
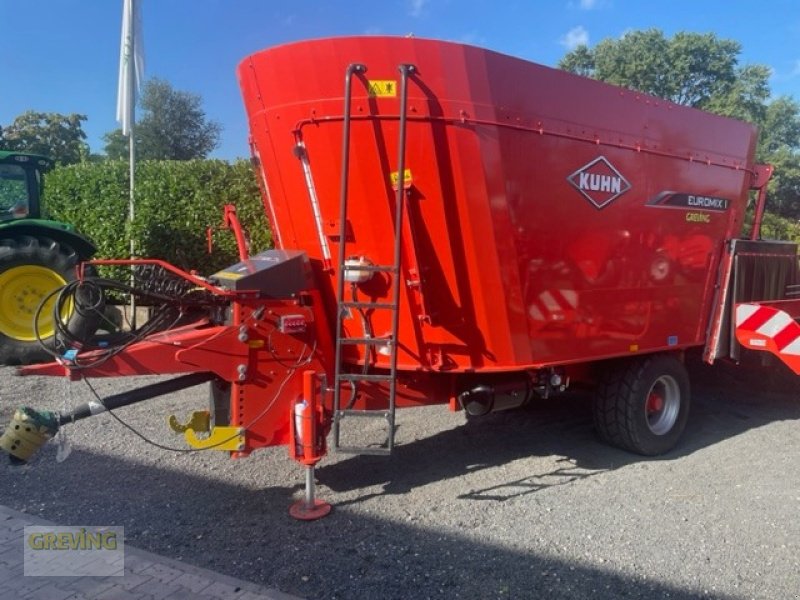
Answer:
[0,236,99,365]
[593,354,691,456]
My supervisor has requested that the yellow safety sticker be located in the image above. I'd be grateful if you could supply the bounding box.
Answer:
[216,271,244,279]
[390,169,413,187]
[368,80,397,97]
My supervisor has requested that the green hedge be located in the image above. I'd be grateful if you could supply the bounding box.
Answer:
[42,159,272,277]
[758,211,800,243]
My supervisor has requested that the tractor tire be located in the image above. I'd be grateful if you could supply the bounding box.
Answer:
[593,354,691,456]
[0,235,100,365]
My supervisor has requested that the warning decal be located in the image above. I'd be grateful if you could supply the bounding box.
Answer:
[390,169,413,188]
[368,80,397,97]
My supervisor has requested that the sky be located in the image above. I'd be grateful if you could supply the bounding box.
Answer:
[1,0,799,161]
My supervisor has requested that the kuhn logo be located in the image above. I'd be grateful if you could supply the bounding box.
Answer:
[567,157,631,209]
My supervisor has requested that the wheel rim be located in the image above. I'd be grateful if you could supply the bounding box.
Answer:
[645,375,681,435]
[0,265,70,341]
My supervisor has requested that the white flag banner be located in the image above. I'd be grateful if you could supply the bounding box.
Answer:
[116,0,144,136]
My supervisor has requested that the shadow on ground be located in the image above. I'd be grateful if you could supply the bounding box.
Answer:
[317,358,799,502]
[0,446,735,600]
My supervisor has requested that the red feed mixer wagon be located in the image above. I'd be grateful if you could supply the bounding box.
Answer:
[1,36,798,519]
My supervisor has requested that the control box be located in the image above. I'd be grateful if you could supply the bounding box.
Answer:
[211,249,313,296]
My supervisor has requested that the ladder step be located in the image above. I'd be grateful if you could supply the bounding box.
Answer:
[340,301,398,310]
[336,409,392,419]
[333,410,394,455]
[336,373,393,382]
[335,446,392,456]
[339,337,393,345]
[342,264,398,273]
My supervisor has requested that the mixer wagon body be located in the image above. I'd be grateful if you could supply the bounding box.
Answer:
[238,36,759,373]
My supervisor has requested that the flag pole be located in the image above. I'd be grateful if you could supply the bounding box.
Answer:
[128,24,136,329]
[123,0,137,328]
[117,0,143,329]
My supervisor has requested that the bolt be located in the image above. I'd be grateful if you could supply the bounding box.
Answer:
[237,364,247,381]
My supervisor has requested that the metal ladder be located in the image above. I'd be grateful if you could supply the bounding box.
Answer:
[331,62,416,455]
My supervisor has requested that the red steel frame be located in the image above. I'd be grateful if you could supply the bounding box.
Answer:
[25,258,337,462]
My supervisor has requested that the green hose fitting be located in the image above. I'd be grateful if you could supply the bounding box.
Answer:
[0,407,60,463]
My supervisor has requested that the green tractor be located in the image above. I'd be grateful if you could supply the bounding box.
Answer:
[0,151,98,365]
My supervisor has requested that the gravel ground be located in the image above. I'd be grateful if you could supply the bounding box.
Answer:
[0,360,798,600]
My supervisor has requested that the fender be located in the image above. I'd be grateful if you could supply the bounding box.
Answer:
[0,219,96,259]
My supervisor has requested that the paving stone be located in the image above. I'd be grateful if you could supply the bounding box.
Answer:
[170,571,214,593]
[0,504,298,600]
[34,576,75,588]
[5,519,28,532]
[0,573,50,594]
[0,561,23,584]
[236,592,283,600]
[55,576,118,597]
[94,585,148,600]
[163,588,218,600]
[199,580,246,598]
[129,578,184,600]
[0,544,23,566]
[139,563,184,584]
[124,553,154,574]
[22,582,77,600]
[117,571,155,590]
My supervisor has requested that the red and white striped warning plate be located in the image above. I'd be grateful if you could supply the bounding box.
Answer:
[528,289,578,324]
[735,303,800,375]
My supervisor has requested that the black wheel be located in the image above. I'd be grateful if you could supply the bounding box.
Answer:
[593,354,691,456]
[0,235,100,365]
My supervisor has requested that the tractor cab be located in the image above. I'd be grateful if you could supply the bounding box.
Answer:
[0,152,50,222]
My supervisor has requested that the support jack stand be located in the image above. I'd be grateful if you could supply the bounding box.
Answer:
[289,465,331,521]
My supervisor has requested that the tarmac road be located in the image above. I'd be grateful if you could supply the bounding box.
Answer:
[0,359,798,599]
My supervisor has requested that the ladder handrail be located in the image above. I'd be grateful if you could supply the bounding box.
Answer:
[332,63,366,446]
[384,63,416,451]
[335,62,367,303]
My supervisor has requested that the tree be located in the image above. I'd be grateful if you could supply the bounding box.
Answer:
[0,111,89,165]
[558,29,800,224]
[102,130,129,161]
[759,97,800,154]
[559,30,751,111]
[103,78,222,160]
